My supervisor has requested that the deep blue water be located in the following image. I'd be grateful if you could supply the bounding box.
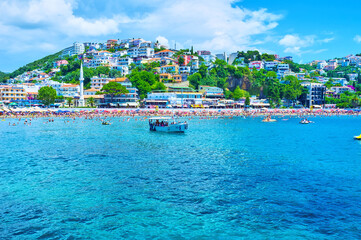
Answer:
[1,116,361,239]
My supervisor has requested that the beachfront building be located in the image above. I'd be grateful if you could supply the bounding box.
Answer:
[91,77,131,90]
[84,88,98,96]
[91,76,110,90]
[58,84,80,98]
[145,89,203,108]
[0,86,27,102]
[198,86,224,99]
[100,87,139,108]
[144,92,177,107]
[300,82,326,107]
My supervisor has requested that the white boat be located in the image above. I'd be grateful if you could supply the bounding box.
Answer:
[149,117,188,133]
[299,118,314,124]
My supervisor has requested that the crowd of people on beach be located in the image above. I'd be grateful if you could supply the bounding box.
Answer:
[1,108,361,119]
[1,108,360,126]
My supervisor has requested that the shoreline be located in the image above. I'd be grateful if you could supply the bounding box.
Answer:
[1,107,361,119]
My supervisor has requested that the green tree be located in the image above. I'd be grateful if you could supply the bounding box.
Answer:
[66,97,73,107]
[283,60,300,73]
[188,73,202,89]
[38,86,57,106]
[152,81,167,91]
[87,97,95,107]
[282,76,303,105]
[101,81,129,102]
[233,86,243,100]
[198,64,208,79]
[96,66,110,76]
[0,71,9,83]
[245,96,251,107]
[178,56,185,66]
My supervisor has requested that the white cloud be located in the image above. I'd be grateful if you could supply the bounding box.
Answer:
[0,0,122,53]
[354,35,361,43]
[122,0,282,52]
[156,36,169,48]
[279,34,315,48]
[278,34,333,55]
[0,0,283,70]
[0,0,122,36]
[319,37,334,43]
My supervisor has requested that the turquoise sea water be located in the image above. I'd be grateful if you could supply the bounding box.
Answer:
[1,116,361,239]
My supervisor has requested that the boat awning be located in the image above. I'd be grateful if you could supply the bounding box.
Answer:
[119,102,139,107]
[145,100,168,103]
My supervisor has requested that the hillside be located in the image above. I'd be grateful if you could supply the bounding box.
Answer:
[0,71,9,83]
[9,51,62,78]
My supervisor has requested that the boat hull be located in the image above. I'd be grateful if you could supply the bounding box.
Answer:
[150,123,188,132]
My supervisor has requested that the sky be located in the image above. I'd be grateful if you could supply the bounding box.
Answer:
[1,0,361,72]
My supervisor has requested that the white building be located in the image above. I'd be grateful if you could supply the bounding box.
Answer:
[331,86,354,94]
[118,57,134,66]
[62,42,85,57]
[249,61,264,70]
[110,65,129,76]
[91,77,132,90]
[228,53,238,65]
[264,61,279,71]
[58,84,80,98]
[277,63,290,76]
[138,47,154,58]
[317,61,327,69]
[216,53,227,62]
[179,66,191,74]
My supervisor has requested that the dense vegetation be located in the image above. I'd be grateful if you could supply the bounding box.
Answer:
[9,51,62,78]
[38,86,57,106]
[326,91,360,108]
[52,57,123,88]
[100,82,129,102]
[0,71,9,83]
[327,65,361,82]
[237,50,275,63]
[128,69,166,99]
[187,59,304,106]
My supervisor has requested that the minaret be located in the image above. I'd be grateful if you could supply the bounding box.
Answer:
[79,62,85,107]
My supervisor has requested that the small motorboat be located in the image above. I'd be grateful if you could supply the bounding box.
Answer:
[299,118,313,124]
[102,121,111,125]
[354,134,361,140]
[262,116,277,122]
[149,117,188,133]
